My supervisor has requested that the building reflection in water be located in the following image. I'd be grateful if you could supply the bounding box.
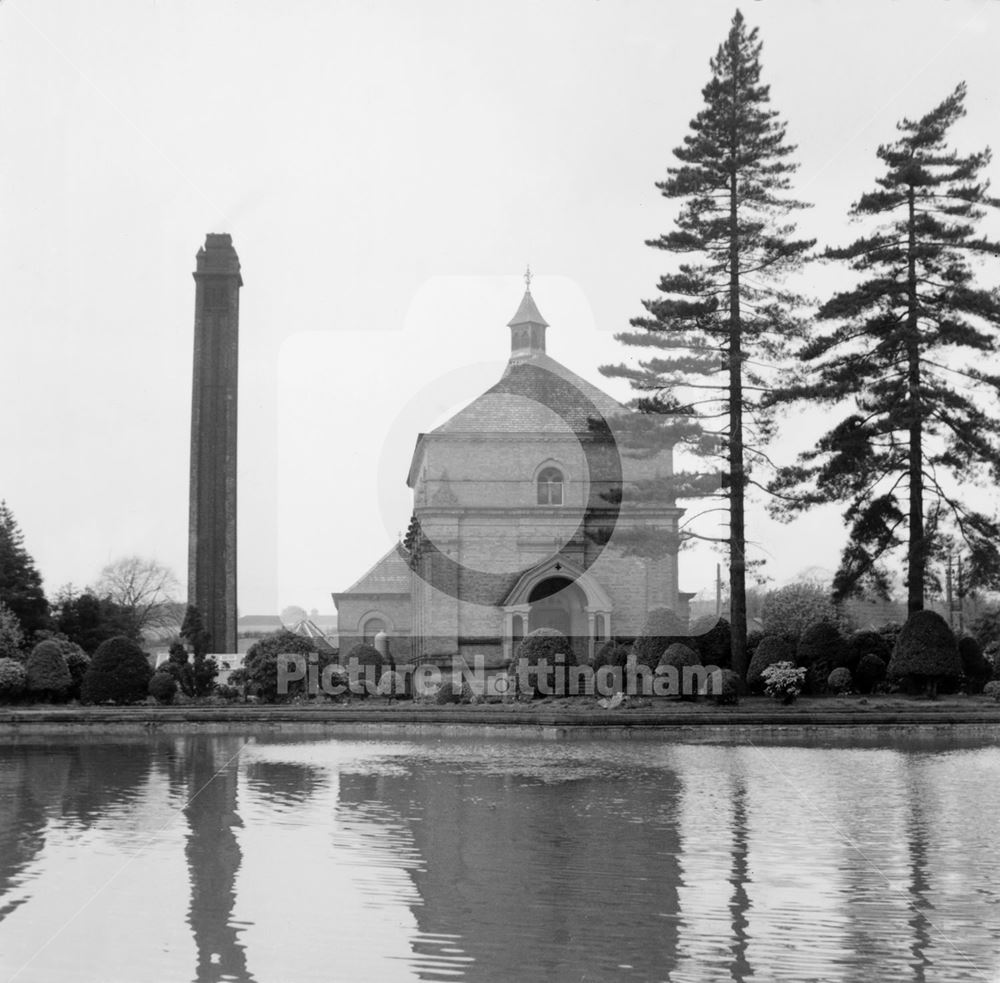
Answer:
[162,735,255,983]
[2,734,1000,982]
[336,746,684,982]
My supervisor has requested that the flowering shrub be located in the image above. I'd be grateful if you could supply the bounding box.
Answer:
[984,680,1000,703]
[746,636,795,693]
[760,583,845,641]
[0,657,26,702]
[761,661,806,704]
[0,602,25,662]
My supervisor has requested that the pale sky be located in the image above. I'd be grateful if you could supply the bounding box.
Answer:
[2,0,999,616]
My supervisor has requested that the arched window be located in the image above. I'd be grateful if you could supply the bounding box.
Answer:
[362,617,386,644]
[537,467,564,506]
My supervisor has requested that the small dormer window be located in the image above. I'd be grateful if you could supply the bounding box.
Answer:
[537,467,563,506]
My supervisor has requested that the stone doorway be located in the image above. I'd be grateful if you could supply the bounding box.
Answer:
[528,577,586,660]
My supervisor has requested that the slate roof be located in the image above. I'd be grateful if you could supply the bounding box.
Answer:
[338,545,411,595]
[429,353,623,437]
[507,290,549,327]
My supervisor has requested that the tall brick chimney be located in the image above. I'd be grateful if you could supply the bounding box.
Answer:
[188,233,242,654]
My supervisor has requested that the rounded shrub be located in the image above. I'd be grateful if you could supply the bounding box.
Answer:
[517,628,576,666]
[61,644,91,700]
[827,667,853,695]
[747,636,796,693]
[0,657,27,702]
[590,639,630,670]
[760,583,842,641]
[689,616,732,668]
[25,640,72,702]
[148,670,178,705]
[887,611,961,697]
[515,628,575,697]
[81,636,153,705]
[345,642,386,697]
[796,620,848,695]
[878,622,904,653]
[242,630,318,702]
[433,680,462,704]
[984,680,1000,703]
[633,608,686,669]
[708,668,741,706]
[854,653,887,694]
[845,630,891,673]
[658,642,702,700]
[958,636,991,694]
[746,629,765,659]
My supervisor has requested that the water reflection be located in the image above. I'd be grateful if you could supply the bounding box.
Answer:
[0,733,998,982]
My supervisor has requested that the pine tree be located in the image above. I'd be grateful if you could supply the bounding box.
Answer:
[771,84,1000,611]
[0,501,49,636]
[602,10,812,680]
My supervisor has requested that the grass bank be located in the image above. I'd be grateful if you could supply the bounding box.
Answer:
[2,694,1000,737]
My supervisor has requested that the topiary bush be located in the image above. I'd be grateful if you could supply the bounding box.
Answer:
[61,643,90,700]
[709,668,741,706]
[148,670,178,705]
[878,622,904,653]
[516,628,575,667]
[515,628,575,697]
[827,667,853,695]
[855,653,887,694]
[0,657,27,702]
[887,610,962,698]
[746,636,796,693]
[25,640,72,702]
[433,680,462,704]
[760,583,843,641]
[633,608,687,669]
[658,642,702,700]
[958,636,991,694]
[845,630,891,673]
[984,680,1000,703]
[590,639,630,670]
[345,642,384,698]
[81,636,153,705]
[796,620,848,695]
[689,616,732,669]
[242,630,318,702]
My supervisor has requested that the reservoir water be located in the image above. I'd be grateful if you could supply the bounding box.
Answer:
[0,731,998,982]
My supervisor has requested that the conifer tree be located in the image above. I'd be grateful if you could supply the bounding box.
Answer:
[602,10,812,679]
[0,501,49,636]
[771,84,1000,611]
